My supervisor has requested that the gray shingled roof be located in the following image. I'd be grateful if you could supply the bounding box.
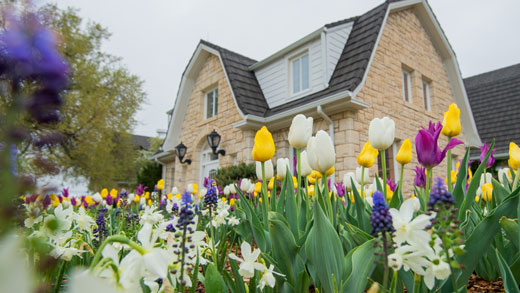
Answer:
[465,63,520,155]
[199,1,390,118]
[131,134,152,150]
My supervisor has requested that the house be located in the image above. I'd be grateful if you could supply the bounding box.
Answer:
[153,0,481,193]
[465,63,520,162]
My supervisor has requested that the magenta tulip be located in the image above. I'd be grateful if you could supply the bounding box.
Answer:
[479,142,496,168]
[415,121,464,169]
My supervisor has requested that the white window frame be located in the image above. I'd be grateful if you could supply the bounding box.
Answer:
[204,87,218,119]
[199,144,219,186]
[402,70,412,103]
[290,51,310,96]
[422,79,431,111]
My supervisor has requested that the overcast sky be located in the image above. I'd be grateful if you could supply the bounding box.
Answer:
[42,0,520,137]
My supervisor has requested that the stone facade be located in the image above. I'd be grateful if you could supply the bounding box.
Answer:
[165,8,468,194]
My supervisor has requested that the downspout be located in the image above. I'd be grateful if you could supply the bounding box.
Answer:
[317,105,335,183]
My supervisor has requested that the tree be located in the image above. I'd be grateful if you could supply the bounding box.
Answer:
[18,5,146,191]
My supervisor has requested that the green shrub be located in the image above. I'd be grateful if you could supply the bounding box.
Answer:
[214,162,256,187]
[137,161,162,190]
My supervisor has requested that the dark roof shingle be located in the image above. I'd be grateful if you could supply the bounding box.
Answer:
[464,63,520,155]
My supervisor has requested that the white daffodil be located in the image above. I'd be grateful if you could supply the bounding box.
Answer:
[118,224,171,289]
[0,233,35,293]
[140,206,164,226]
[67,268,122,293]
[228,241,267,278]
[389,198,435,248]
[388,245,431,275]
[228,216,240,226]
[423,259,451,290]
[54,204,74,231]
[73,207,95,232]
[258,264,284,290]
[24,215,42,229]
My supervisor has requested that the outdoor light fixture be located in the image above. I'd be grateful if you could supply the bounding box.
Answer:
[175,142,192,165]
[207,129,226,157]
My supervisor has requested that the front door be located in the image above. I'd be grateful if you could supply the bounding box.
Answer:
[201,148,219,186]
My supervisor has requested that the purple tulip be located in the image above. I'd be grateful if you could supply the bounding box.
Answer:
[334,182,346,197]
[415,121,464,169]
[386,178,397,192]
[414,166,427,188]
[61,188,69,198]
[479,142,496,168]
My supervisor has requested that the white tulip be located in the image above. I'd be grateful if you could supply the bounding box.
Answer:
[355,166,370,183]
[92,193,102,203]
[240,179,252,193]
[223,185,231,196]
[300,151,313,177]
[256,160,274,180]
[343,172,360,190]
[498,168,513,185]
[276,158,290,179]
[479,172,493,186]
[229,184,237,194]
[171,186,178,194]
[306,130,335,173]
[288,114,313,149]
[368,117,395,150]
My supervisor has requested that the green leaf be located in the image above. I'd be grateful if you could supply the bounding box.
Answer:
[351,178,369,232]
[389,184,401,209]
[269,212,303,286]
[190,252,200,293]
[341,239,377,292]
[283,172,299,240]
[452,186,520,289]
[458,141,495,219]
[238,191,268,251]
[304,200,344,292]
[229,258,246,293]
[295,270,310,293]
[496,249,520,293]
[492,178,510,205]
[452,148,470,207]
[500,217,519,250]
[204,263,224,292]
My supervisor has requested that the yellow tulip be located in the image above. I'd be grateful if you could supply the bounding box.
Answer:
[144,192,150,199]
[307,185,315,197]
[19,195,25,201]
[191,184,199,194]
[110,189,118,198]
[450,170,457,184]
[292,176,298,186]
[86,196,95,205]
[101,188,108,199]
[509,142,520,170]
[357,141,379,168]
[229,198,235,205]
[50,193,60,207]
[441,103,461,137]
[395,139,412,165]
[221,197,226,202]
[254,182,262,193]
[134,194,140,203]
[307,175,316,185]
[157,179,165,190]
[385,185,394,201]
[252,126,275,162]
[481,183,493,202]
[268,177,274,190]
[167,193,173,200]
[117,200,121,207]
[175,193,181,200]
[147,199,152,206]
[326,166,335,176]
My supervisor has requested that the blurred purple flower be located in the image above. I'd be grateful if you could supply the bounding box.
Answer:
[136,184,146,196]
[334,182,345,197]
[415,121,463,168]
[479,142,496,168]
[386,178,397,192]
[61,188,69,198]
[414,166,427,188]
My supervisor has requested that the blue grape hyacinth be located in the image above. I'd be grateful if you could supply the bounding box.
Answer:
[427,177,455,211]
[370,191,395,236]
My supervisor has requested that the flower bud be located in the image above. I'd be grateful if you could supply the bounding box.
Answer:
[276,158,290,179]
[509,142,520,170]
[441,103,461,137]
[288,114,313,149]
[306,130,335,173]
[256,160,274,180]
[368,117,395,151]
[252,126,275,162]
[300,151,313,177]
[396,138,412,165]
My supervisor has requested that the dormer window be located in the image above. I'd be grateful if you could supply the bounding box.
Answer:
[291,53,309,95]
[205,87,218,119]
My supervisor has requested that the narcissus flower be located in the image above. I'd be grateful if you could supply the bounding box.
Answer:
[357,141,379,168]
[288,114,313,149]
[441,103,461,137]
[306,130,335,173]
[396,139,413,165]
[369,117,395,151]
[228,241,266,278]
[415,121,463,168]
[509,142,520,170]
[252,126,275,162]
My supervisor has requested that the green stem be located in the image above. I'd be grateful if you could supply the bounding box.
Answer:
[442,238,458,292]
[53,261,67,293]
[322,172,333,223]
[360,166,365,198]
[381,151,387,202]
[297,149,302,200]
[413,274,421,293]
[89,235,145,270]
[399,164,404,201]
[425,168,433,207]
[261,161,269,227]
[447,146,452,192]
[390,270,398,293]
[513,167,520,190]
[382,232,390,289]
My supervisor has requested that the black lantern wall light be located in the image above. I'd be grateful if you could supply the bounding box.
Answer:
[207,129,226,158]
[175,142,192,165]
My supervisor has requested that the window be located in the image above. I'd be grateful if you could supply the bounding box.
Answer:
[292,53,309,95]
[205,88,218,119]
[402,70,412,103]
[377,144,396,180]
[422,80,431,111]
